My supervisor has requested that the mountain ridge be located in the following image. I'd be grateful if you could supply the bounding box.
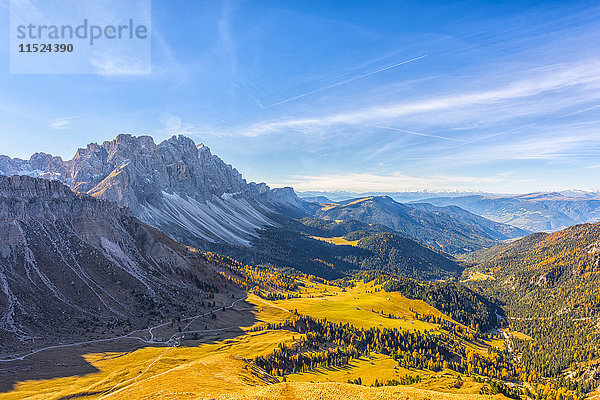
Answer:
[464,222,600,392]
[0,134,306,247]
[415,193,600,232]
[311,196,529,254]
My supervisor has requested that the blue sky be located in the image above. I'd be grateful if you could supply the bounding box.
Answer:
[1,0,599,193]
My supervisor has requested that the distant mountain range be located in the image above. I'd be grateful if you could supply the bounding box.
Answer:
[299,190,491,203]
[202,193,532,280]
[0,175,235,350]
[414,192,600,232]
[309,196,529,254]
[300,190,600,233]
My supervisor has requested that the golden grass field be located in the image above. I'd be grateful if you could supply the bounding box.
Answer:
[0,279,508,400]
[463,272,495,281]
[310,235,360,246]
[222,381,509,400]
[510,331,533,341]
[252,280,444,330]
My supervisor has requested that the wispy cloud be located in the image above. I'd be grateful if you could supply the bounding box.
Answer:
[218,0,237,81]
[150,26,190,82]
[233,59,600,137]
[446,103,600,150]
[48,118,71,129]
[90,52,151,76]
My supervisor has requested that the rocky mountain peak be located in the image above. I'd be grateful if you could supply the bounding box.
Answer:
[0,134,307,247]
[29,152,64,170]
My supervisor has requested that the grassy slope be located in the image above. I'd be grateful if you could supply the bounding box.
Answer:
[222,381,504,400]
[311,235,360,246]
[258,280,447,331]
[284,353,411,385]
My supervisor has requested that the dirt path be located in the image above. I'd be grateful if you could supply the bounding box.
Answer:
[0,297,245,363]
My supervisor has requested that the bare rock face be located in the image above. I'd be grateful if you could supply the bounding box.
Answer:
[0,153,64,181]
[0,175,230,350]
[0,134,307,247]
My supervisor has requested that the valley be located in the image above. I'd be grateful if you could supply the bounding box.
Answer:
[0,136,598,400]
[0,277,517,400]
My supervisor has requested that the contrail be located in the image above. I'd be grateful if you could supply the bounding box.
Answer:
[367,124,467,142]
[267,55,428,107]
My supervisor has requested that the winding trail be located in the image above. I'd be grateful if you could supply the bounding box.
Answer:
[0,297,245,363]
[96,346,172,399]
